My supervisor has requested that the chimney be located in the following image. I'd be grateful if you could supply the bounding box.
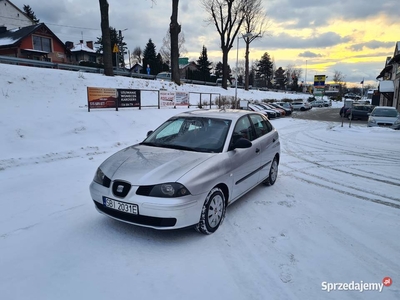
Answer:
[65,41,74,50]
[86,41,93,49]
[79,40,83,44]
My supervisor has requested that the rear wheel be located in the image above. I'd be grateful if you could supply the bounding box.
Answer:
[263,156,279,186]
[195,187,226,235]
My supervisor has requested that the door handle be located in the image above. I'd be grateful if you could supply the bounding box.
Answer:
[255,148,260,153]
[273,138,276,143]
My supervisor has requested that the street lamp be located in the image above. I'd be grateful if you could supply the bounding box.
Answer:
[235,32,253,107]
[304,60,308,91]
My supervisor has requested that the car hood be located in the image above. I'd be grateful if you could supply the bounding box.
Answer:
[369,116,399,124]
[100,144,215,185]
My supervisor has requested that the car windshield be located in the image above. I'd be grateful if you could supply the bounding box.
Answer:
[141,116,231,153]
[372,109,398,117]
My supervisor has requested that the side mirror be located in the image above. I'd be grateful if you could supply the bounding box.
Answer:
[233,137,252,149]
[147,130,154,137]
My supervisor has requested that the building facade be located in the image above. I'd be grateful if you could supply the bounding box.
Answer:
[0,23,67,63]
[376,42,400,112]
[0,0,34,29]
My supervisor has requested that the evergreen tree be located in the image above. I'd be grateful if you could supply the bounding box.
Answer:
[142,39,157,75]
[96,27,127,67]
[275,67,287,90]
[257,52,274,87]
[156,53,169,74]
[196,46,212,82]
[214,62,224,79]
[23,5,40,23]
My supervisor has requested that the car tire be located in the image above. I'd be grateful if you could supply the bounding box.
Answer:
[263,156,279,186]
[195,187,226,235]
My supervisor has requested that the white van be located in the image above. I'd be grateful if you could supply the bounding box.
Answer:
[156,72,171,81]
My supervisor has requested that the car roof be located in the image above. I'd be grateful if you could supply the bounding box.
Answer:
[174,109,263,121]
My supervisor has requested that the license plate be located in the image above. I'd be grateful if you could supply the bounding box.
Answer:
[103,197,138,215]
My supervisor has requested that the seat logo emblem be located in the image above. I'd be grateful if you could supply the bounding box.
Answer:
[117,185,124,193]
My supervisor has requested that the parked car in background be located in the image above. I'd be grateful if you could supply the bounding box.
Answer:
[247,103,277,119]
[310,99,330,107]
[89,109,281,234]
[156,72,171,81]
[291,101,311,111]
[367,106,400,127]
[276,102,293,112]
[256,103,284,117]
[344,93,361,100]
[269,103,292,116]
[345,105,374,120]
[216,78,231,87]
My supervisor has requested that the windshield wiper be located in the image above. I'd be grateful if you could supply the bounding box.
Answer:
[165,145,198,151]
[141,142,198,152]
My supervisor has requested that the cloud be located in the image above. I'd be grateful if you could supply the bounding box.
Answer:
[257,31,351,50]
[8,0,397,86]
[298,51,323,58]
[348,40,395,51]
[265,0,400,29]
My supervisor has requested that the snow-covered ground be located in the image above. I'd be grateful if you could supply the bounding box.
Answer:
[0,64,399,300]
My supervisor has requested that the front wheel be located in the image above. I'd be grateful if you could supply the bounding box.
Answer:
[263,156,279,186]
[195,187,226,235]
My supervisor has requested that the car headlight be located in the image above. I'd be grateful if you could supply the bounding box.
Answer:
[394,119,400,125]
[368,117,376,124]
[93,168,111,188]
[136,183,191,198]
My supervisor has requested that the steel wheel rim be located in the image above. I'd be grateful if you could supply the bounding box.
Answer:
[207,194,224,228]
[270,160,278,182]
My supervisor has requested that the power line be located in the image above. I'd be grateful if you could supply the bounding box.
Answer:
[1,15,99,31]
[44,23,99,31]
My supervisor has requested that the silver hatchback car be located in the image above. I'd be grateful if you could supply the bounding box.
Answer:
[90,109,280,234]
[367,106,400,127]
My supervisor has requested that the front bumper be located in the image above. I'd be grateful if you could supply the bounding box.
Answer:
[89,181,207,230]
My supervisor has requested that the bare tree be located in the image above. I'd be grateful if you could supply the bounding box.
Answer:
[170,0,181,85]
[202,0,247,89]
[285,64,303,80]
[99,0,113,76]
[160,29,187,65]
[285,64,303,91]
[131,46,142,64]
[333,70,347,95]
[333,70,345,84]
[242,0,268,90]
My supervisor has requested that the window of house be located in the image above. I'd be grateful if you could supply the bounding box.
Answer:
[33,36,52,52]
[88,55,97,63]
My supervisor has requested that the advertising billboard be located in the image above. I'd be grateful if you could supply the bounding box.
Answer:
[87,87,141,111]
[87,87,118,110]
[118,89,140,107]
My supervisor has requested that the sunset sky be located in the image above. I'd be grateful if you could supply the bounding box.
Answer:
[9,0,400,87]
